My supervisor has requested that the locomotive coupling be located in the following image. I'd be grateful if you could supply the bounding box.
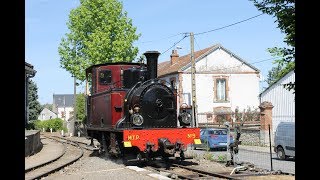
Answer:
[158,138,176,155]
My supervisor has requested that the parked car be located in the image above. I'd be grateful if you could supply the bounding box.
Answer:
[194,128,234,150]
[274,122,295,160]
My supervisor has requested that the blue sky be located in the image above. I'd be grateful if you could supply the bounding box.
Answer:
[26,0,287,105]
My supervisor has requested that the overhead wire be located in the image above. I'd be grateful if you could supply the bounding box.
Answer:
[194,13,264,36]
[160,33,188,55]
[157,13,264,57]
[136,32,188,44]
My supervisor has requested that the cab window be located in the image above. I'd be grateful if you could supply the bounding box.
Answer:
[99,70,112,85]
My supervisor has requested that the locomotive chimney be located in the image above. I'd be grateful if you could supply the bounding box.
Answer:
[144,51,160,79]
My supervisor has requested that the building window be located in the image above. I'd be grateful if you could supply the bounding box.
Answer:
[216,79,226,101]
[170,77,176,89]
[213,77,229,102]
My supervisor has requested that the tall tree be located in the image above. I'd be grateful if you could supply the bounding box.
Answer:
[75,93,86,122]
[28,79,43,120]
[250,0,295,92]
[58,0,140,81]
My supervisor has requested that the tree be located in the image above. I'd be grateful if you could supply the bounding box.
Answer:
[58,0,140,81]
[136,54,146,64]
[266,65,282,86]
[75,93,86,122]
[250,0,295,93]
[28,79,43,121]
[42,103,53,111]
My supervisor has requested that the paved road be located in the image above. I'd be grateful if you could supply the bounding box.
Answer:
[189,147,295,175]
[237,149,295,174]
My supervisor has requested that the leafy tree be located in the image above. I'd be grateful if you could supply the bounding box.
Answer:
[41,103,53,111]
[58,0,140,81]
[28,79,43,121]
[136,54,146,64]
[76,93,86,122]
[266,65,282,86]
[250,0,295,93]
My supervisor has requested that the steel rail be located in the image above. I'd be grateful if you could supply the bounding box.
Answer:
[25,136,84,180]
[171,163,242,180]
[25,136,67,173]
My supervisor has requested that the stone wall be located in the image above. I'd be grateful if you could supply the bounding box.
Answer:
[238,128,260,145]
[25,130,42,157]
[230,127,261,145]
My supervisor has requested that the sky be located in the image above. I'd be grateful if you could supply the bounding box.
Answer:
[26,0,287,105]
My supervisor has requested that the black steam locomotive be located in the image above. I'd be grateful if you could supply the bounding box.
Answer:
[84,51,200,162]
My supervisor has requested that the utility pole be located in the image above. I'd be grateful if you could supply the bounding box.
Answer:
[71,76,76,136]
[190,32,198,127]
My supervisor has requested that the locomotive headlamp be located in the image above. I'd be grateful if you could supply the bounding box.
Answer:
[134,106,140,113]
[178,111,192,126]
[132,114,144,126]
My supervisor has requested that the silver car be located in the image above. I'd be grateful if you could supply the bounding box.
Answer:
[274,122,295,160]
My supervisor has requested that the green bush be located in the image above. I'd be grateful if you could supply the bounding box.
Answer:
[31,118,66,132]
[34,120,44,130]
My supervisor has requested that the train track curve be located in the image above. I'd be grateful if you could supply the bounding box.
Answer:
[25,135,84,180]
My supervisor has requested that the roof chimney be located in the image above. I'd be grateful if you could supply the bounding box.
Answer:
[170,49,179,65]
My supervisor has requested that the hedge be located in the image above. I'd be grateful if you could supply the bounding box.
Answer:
[29,118,67,132]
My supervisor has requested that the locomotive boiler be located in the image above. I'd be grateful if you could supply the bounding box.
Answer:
[85,51,201,162]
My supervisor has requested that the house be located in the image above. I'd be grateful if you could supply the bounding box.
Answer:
[259,70,295,134]
[52,94,75,122]
[157,44,261,124]
[38,108,57,120]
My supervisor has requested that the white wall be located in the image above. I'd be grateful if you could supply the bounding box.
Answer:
[229,74,260,111]
[38,108,57,121]
[159,74,179,89]
[181,73,259,113]
[181,47,260,113]
[57,107,74,122]
[185,48,256,73]
[260,71,295,133]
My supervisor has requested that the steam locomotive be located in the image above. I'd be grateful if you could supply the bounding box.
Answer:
[84,51,200,162]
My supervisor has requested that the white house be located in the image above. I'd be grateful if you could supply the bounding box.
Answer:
[158,44,261,124]
[259,70,295,134]
[38,108,57,120]
[52,94,75,122]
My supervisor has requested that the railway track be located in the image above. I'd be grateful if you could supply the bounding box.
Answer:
[145,159,284,180]
[144,159,238,180]
[25,135,85,180]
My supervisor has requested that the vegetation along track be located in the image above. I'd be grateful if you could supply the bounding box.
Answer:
[25,135,84,180]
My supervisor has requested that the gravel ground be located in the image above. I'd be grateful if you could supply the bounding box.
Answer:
[43,150,157,180]
[39,132,294,180]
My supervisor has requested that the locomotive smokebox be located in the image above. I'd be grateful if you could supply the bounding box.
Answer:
[144,51,160,79]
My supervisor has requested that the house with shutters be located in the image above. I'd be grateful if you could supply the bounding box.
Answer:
[157,44,261,124]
